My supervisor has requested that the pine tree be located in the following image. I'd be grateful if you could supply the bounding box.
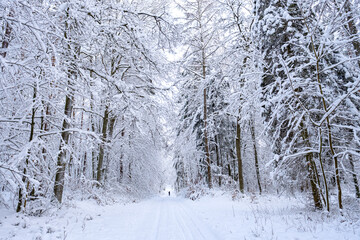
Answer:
[253,0,323,209]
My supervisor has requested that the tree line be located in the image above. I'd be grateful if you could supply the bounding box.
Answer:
[0,0,171,213]
[174,0,360,211]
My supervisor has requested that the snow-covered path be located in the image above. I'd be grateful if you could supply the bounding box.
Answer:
[1,193,359,240]
[67,196,220,240]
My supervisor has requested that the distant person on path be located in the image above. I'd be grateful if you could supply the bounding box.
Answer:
[168,191,170,196]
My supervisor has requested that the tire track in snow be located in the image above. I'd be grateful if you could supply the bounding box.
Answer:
[140,197,163,240]
[170,201,189,239]
[169,200,194,239]
[178,200,219,240]
[150,197,219,240]
[67,196,220,240]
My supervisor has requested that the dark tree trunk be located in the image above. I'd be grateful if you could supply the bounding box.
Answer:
[318,128,330,211]
[306,153,323,210]
[17,85,37,212]
[349,154,360,198]
[53,7,77,204]
[227,164,232,179]
[119,161,124,182]
[90,94,97,179]
[1,11,13,58]
[200,31,212,188]
[301,121,323,210]
[53,92,74,203]
[97,105,109,184]
[128,162,132,181]
[250,118,262,194]
[104,117,116,182]
[236,117,244,193]
[215,135,222,187]
[203,88,212,188]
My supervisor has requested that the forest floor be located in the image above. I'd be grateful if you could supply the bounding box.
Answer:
[0,191,359,240]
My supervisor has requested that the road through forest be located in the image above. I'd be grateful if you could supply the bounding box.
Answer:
[1,193,358,240]
[67,196,220,240]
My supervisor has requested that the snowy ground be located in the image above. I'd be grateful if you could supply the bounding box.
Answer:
[0,192,359,240]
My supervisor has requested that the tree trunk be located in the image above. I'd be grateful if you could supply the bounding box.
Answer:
[53,7,77,204]
[90,94,97,180]
[227,164,232,179]
[321,92,342,209]
[1,11,13,58]
[306,153,322,210]
[97,105,109,184]
[119,127,125,182]
[203,89,212,188]
[119,161,124,182]
[308,28,343,209]
[128,162,132,181]
[300,121,323,210]
[236,117,244,193]
[41,101,51,163]
[104,117,115,182]
[80,97,87,176]
[16,85,37,212]
[108,117,116,139]
[317,128,330,211]
[202,53,212,188]
[343,0,360,66]
[83,152,87,177]
[226,153,232,179]
[349,154,360,198]
[215,135,222,187]
[250,117,261,194]
[53,91,73,203]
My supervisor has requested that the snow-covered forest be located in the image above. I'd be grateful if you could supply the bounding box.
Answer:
[1,0,360,239]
